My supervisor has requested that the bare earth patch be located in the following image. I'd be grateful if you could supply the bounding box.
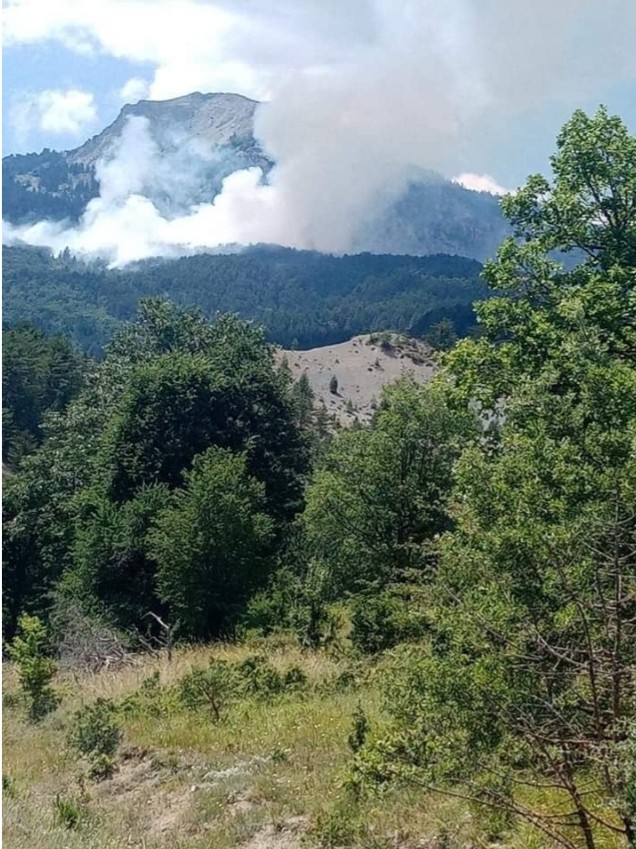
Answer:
[278,333,437,425]
[242,816,309,849]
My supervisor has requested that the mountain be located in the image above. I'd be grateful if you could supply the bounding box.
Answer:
[71,91,262,166]
[2,93,269,224]
[2,91,508,260]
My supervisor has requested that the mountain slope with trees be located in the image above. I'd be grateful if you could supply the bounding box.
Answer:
[3,246,487,355]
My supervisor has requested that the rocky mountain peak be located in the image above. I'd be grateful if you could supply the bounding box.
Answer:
[70,91,261,166]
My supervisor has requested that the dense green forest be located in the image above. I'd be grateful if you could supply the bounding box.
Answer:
[2,324,87,465]
[3,246,486,355]
[4,108,636,849]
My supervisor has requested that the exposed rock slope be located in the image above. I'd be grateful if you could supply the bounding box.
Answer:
[279,333,437,426]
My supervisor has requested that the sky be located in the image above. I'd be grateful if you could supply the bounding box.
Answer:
[3,0,636,185]
[3,0,636,265]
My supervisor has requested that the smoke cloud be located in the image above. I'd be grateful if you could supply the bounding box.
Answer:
[4,0,636,265]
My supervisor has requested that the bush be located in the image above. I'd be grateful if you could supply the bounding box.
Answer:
[120,670,170,718]
[235,654,283,698]
[282,665,308,691]
[349,588,428,655]
[311,805,361,848]
[178,655,308,719]
[3,774,18,798]
[178,661,237,720]
[68,698,122,779]
[8,614,58,721]
[54,795,86,830]
[348,703,369,754]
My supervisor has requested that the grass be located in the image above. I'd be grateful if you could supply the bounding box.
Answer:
[2,638,626,849]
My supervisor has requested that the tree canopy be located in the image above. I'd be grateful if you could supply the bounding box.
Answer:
[354,107,636,849]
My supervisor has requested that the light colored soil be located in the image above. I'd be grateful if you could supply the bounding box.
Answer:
[242,816,309,849]
[279,333,437,425]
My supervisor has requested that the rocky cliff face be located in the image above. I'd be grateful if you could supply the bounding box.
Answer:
[69,92,263,166]
[2,91,507,260]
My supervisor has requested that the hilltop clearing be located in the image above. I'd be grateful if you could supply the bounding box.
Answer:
[279,333,436,425]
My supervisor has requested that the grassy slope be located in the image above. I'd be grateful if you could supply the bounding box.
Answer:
[2,639,618,849]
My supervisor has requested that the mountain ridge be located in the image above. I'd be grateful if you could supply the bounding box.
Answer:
[2,91,508,260]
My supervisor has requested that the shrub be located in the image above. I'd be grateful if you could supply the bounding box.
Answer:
[68,698,122,779]
[3,774,18,799]
[349,588,428,655]
[329,375,339,394]
[54,795,86,830]
[282,665,308,691]
[178,655,309,719]
[120,670,169,717]
[379,332,393,352]
[348,704,369,754]
[178,661,237,721]
[8,614,58,721]
[311,805,360,848]
[235,654,283,698]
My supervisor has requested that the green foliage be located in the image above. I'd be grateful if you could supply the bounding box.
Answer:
[3,774,18,798]
[291,370,315,428]
[119,671,172,718]
[235,654,284,698]
[425,319,458,351]
[348,704,370,754]
[7,614,58,721]
[54,795,86,830]
[448,106,636,409]
[303,377,476,598]
[68,698,122,779]
[178,654,304,720]
[4,302,308,638]
[282,665,308,691]
[329,374,339,394]
[2,323,87,466]
[361,107,636,849]
[150,448,274,638]
[4,246,485,354]
[311,805,361,848]
[178,661,237,721]
[70,484,170,628]
[613,720,636,838]
[349,586,428,655]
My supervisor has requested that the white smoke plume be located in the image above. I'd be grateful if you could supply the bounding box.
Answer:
[4,0,636,265]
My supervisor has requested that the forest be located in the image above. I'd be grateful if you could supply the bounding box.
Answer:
[3,107,636,849]
[3,245,486,354]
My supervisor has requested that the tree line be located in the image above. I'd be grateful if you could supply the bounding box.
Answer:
[3,245,486,356]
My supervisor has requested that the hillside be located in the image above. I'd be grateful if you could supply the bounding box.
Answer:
[279,333,436,425]
[2,640,485,849]
[2,92,508,261]
[3,245,487,355]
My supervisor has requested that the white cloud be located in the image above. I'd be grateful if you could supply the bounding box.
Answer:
[10,89,97,142]
[2,0,381,101]
[4,0,636,106]
[119,77,150,102]
[452,173,509,196]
